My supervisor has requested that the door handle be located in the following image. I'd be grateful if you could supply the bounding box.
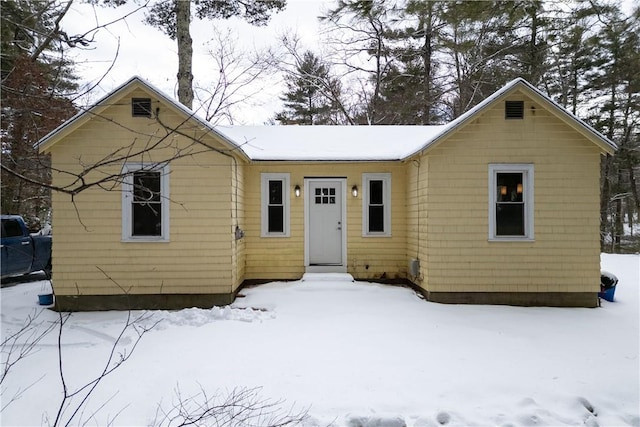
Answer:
[21,241,30,245]
[337,221,342,230]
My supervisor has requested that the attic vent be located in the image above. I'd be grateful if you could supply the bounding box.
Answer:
[132,98,152,117]
[505,100,524,119]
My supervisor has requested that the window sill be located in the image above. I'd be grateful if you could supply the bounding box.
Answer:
[121,237,170,243]
[488,237,534,242]
[362,234,392,238]
[260,234,290,238]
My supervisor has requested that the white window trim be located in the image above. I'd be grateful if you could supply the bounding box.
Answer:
[488,164,534,241]
[261,173,290,237]
[121,163,170,242]
[362,173,392,237]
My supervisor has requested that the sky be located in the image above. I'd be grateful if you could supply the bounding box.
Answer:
[59,0,636,126]
[60,0,332,124]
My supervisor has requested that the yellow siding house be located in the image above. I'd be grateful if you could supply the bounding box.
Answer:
[38,77,616,310]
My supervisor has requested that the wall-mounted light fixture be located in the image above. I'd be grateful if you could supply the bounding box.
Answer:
[294,184,301,197]
[352,185,358,198]
[516,183,523,194]
[500,186,507,196]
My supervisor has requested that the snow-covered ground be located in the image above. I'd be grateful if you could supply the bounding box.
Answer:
[1,254,638,426]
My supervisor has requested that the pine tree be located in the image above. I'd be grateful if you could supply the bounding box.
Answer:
[1,0,77,226]
[275,51,341,125]
[578,2,640,251]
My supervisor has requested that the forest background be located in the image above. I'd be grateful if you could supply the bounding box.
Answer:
[1,0,638,253]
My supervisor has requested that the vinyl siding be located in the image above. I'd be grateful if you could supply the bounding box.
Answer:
[49,88,239,297]
[410,91,602,294]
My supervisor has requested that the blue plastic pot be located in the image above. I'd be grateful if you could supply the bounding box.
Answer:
[38,293,54,306]
[599,271,618,302]
[598,286,616,302]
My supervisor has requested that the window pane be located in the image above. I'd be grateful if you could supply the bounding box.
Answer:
[268,205,284,233]
[269,180,283,205]
[133,171,161,202]
[132,202,162,236]
[369,206,384,232]
[496,173,523,202]
[496,203,525,236]
[369,180,383,205]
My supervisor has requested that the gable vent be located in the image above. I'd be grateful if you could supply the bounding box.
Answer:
[132,98,152,117]
[505,100,524,119]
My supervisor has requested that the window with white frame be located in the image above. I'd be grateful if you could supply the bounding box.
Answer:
[488,164,534,240]
[261,173,290,237]
[362,173,391,236]
[122,164,170,241]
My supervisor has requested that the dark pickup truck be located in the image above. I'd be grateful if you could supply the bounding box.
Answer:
[1,215,52,280]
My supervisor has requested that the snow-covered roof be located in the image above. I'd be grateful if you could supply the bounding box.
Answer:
[215,125,450,161]
[217,77,616,161]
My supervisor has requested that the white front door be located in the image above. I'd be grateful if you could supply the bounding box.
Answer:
[306,179,345,269]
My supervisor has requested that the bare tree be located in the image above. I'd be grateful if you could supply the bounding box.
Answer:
[320,0,396,124]
[1,307,58,410]
[143,0,286,109]
[0,276,158,426]
[153,386,308,427]
[49,310,157,426]
[2,274,308,426]
[0,0,150,225]
[1,102,248,229]
[194,28,279,124]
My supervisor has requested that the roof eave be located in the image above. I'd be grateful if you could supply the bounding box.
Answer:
[516,82,617,155]
[401,78,617,160]
[37,76,251,162]
[37,76,141,153]
[249,157,404,162]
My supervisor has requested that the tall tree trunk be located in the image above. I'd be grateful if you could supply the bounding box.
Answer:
[423,4,433,124]
[628,162,640,223]
[176,0,193,109]
[601,56,619,251]
[370,17,383,124]
[570,67,578,115]
[614,166,624,252]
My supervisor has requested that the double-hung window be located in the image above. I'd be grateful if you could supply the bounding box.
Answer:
[489,164,534,240]
[362,173,391,237]
[122,164,170,241]
[261,173,290,237]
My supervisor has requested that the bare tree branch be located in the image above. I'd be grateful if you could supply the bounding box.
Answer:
[153,385,308,427]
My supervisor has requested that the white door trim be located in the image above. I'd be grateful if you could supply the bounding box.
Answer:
[304,178,347,273]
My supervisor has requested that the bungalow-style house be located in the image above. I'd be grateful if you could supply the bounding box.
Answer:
[37,77,616,310]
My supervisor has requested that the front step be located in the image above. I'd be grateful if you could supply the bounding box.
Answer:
[301,273,355,282]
